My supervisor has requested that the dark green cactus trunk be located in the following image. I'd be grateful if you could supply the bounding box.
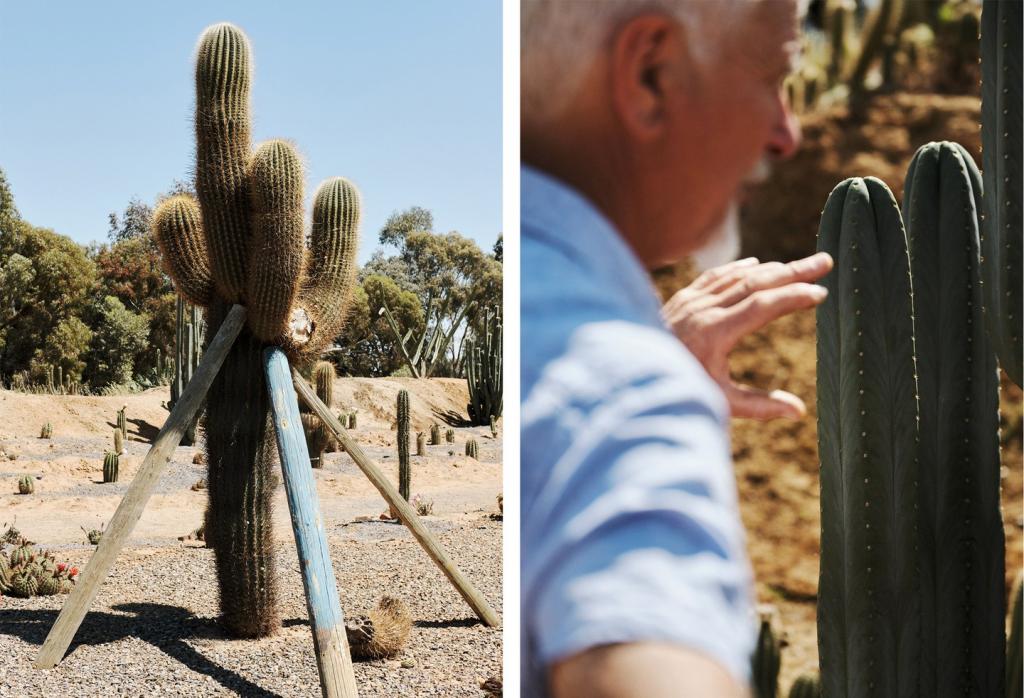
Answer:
[416,432,425,456]
[430,423,440,445]
[980,0,1022,387]
[904,142,1005,698]
[116,407,127,440]
[816,177,921,698]
[204,302,278,637]
[398,389,410,501]
[171,297,204,446]
[752,618,780,698]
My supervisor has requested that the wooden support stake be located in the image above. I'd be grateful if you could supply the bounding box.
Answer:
[291,368,501,628]
[34,305,247,670]
[265,348,358,698]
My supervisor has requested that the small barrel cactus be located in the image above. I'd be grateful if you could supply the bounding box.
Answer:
[102,451,119,484]
[430,423,441,445]
[39,423,52,439]
[787,673,821,698]
[17,476,33,495]
[345,596,412,660]
[752,617,780,698]
[465,439,479,460]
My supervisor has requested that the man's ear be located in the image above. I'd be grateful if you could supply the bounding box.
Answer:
[609,14,684,142]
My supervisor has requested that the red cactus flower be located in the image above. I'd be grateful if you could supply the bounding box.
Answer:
[57,563,67,573]
[69,567,79,577]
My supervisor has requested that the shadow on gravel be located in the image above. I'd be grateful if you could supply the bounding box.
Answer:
[127,418,160,444]
[0,603,282,697]
[432,408,472,428]
[414,617,482,629]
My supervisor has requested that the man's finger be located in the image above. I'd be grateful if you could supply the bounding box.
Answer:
[721,282,828,345]
[715,252,833,307]
[688,256,759,291]
[723,383,806,421]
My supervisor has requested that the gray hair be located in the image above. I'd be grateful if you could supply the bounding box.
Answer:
[522,0,799,123]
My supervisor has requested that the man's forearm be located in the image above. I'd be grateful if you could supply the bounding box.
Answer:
[549,642,750,698]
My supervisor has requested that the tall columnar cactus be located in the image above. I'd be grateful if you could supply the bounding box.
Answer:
[788,674,822,698]
[113,428,123,456]
[430,422,441,445]
[397,389,410,501]
[116,405,127,440]
[1008,573,1023,698]
[752,617,780,698]
[466,306,503,426]
[446,427,455,444]
[169,297,204,445]
[903,141,1005,697]
[980,0,1022,387]
[152,23,360,638]
[416,432,425,456]
[102,451,119,484]
[816,177,921,698]
[304,360,336,467]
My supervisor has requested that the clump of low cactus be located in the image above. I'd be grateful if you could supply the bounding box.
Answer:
[102,451,119,484]
[17,476,33,495]
[430,423,441,445]
[397,389,410,501]
[465,439,479,460]
[416,432,425,456]
[150,22,361,638]
[752,617,780,698]
[113,428,123,456]
[116,405,127,440]
[445,428,455,444]
[787,673,821,698]
[344,596,412,660]
[82,524,104,546]
[0,545,78,598]
[39,423,52,439]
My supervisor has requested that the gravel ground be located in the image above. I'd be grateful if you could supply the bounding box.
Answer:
[0,519,502,697]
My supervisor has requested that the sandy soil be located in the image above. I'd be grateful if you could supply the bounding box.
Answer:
[0,377,502,697]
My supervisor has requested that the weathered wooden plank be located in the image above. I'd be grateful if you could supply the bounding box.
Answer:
[35,304,247,669]
[265,348,358,698]
[291,368,501,628]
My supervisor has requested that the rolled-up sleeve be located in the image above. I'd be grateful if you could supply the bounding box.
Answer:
[521,320,755,688]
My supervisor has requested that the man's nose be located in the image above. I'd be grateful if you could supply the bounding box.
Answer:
[766,107,801,160]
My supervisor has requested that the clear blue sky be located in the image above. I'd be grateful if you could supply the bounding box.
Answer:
[0,1,501,264]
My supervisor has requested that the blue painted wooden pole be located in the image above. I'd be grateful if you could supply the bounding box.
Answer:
[264,347,358,698]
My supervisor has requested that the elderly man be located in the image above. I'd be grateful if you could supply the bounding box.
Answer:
[521,1,832,696]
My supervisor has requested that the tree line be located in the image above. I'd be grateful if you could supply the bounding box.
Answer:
[0,168,502,391]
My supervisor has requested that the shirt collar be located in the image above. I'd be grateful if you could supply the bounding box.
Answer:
[521,163,663,322]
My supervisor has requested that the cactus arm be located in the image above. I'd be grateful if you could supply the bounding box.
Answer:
[194,23,253,302]
[981,0,1023,386]
[904,142,1004,696]
[294,177,360,359]
[153,195,214,307]
[246,140,306,343]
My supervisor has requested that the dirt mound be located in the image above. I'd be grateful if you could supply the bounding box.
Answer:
[741,93,982,263]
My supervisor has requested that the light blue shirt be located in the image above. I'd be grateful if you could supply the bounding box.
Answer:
[521,165,755,695]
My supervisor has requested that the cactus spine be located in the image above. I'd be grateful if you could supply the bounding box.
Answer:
[40,423,52,439]
[466,306,502,426]
[465,439,479,460]
[904,141,1005,697]
[816,177,920,698]
[430,422,441,445]
[102,451,119,484]
[752,617,780,698]
[980,0,1022,387]
[17,476,33,495]
[397,389,410,501]
[152,23,360,638]
[788,674,822,698]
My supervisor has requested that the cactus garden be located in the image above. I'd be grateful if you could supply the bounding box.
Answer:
[0,6,501,695]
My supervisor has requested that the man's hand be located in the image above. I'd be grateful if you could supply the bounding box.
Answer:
[662,252,833,421]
